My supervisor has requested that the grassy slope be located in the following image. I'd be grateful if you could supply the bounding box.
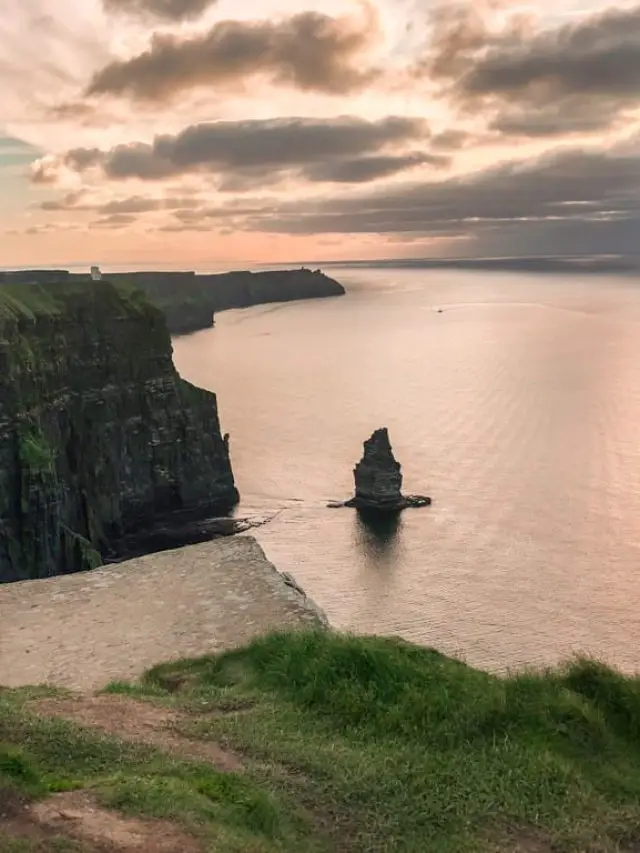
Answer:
[0,279,153,325]
[4,631,640,852]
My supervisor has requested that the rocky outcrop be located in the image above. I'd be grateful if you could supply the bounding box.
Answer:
[330,428,431,511]
[0,279,238,583]
[352,428,403,509]
[1,268,347,335]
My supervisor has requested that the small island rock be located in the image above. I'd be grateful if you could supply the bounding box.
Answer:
[331,428,431,511]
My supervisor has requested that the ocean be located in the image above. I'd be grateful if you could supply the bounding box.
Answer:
[172,267,640,673]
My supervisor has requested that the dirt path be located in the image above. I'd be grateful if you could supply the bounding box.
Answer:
[2,788,204,853]
[2,689,242,852]
[31,693,244,771]
[0,535,327,691]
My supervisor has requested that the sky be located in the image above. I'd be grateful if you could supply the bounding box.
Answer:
[0,0,639,267]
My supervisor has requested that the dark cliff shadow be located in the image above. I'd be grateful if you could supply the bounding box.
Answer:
[353,509,403,573]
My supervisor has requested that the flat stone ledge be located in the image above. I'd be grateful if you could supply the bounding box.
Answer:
[0,536,327,692]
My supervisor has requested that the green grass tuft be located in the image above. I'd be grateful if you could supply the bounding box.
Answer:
[6,632,640,851]
[142,631,640,851]
[0,744,45,795]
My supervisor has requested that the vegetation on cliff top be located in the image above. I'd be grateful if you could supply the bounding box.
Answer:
[0,280,152,325]
[0,284,66,324]
[3,631,640,851]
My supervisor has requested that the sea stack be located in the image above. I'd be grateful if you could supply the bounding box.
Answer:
[334,428,431,512]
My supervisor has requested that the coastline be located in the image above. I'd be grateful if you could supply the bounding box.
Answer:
[0,267,347,336]
[0,535,328,691]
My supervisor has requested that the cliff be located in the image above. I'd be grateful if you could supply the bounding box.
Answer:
[1,268,346,335]
[0,280,238,583]
[106,268,346,334]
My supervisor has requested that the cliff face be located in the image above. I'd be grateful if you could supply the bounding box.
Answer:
[108,268,346,335]
[1,268,346,335]
[0,280,238,583]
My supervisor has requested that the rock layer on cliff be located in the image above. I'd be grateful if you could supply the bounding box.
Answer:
[0,280,238,582]
[1,268,346,335]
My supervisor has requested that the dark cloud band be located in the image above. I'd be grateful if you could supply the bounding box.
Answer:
[44,115,432,184]
[87,8,379,100]
[103,0,216,21]
[422,2,640,136]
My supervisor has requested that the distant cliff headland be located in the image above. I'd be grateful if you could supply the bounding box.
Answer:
[0,279,238,583]
[317,255,640,275]
[0,268,346,335]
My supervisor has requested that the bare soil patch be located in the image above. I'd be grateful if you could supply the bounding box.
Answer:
[488,825,554,852]
[30,791,203,852]
[1,787,202,852]
[30,693,243,772]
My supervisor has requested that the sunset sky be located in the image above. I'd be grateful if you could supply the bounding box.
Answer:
[1,0,639,267]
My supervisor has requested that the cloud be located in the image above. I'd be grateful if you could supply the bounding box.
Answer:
[30,156,62,184]
[24,225,54,236]
[423,2,640,136]
[430,129,473,150]
[489,104,624,138]
[17,222,79,236]
[303,152,448,182]
[40,191,87,211]
[156,222,212,232]
[425,1,519,82]
[86,7,379,101]
[98,196,162,214]
[91,213,138,228]
[46,101,117,128]
[65,148,105,171]
[37,115,431,185]
[103,0,217,22]
[0,3,113,133]
[461,5,640,101]
[48,102,96,120]
[235,139,640,256]
[19,131,640,257]
[39,192,205,214]
[172,201,268,222]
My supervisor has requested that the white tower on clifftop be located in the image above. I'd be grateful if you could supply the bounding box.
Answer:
[90,266,102,280]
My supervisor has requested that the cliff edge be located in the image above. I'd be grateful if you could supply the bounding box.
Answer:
[0,280,238,582]
[0,268,347,335]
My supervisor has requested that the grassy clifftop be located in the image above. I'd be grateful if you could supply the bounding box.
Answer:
[0,279,152,330]
[3,631,640,852]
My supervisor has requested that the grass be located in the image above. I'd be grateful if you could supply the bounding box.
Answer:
[0,284,64,323]
[5,631,640,851]
[0,280,155,327]
[17,429,55,475]
[0,842,85,853]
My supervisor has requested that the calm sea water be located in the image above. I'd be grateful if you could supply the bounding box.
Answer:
[172,268,640,673]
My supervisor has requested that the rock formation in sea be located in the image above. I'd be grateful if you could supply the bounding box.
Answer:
[0,279,239,582]
[0,268,347,336]
[329,428,431,511]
